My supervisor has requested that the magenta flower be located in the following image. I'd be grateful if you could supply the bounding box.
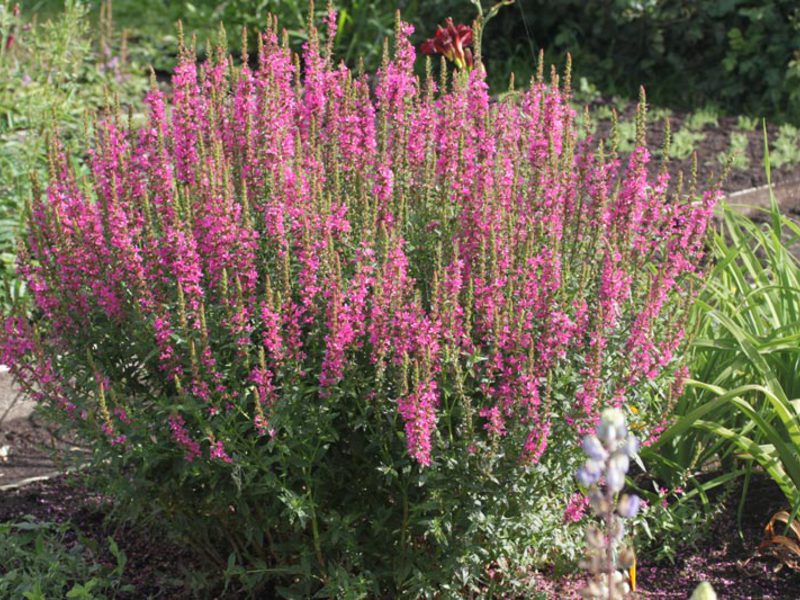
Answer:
[169,415,201,462]
[0,15,716,474]
[209,440,233,463]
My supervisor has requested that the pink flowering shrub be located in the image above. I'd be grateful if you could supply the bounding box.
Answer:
[2,13,717,597]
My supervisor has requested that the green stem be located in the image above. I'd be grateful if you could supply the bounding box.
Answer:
[400,485,409,550]
[606,496,615,599]
[310,497,324,569]
[303,468,325,571]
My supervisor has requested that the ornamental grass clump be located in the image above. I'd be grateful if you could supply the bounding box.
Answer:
[2,9,717,596]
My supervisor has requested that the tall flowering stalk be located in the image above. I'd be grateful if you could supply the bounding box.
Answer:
[1,10,717,594]
[577,408,640,599]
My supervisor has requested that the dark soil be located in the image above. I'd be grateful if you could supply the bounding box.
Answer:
[1,472,800,598]
[592,101,800,206]
[651,116,800,195]
[634,475,800,599]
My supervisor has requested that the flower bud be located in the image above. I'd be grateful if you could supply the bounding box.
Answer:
[596,420,617,444]
[577,458,604,485]
[618,545,636,568]
[599,408,628,443]
[579,580,604,598]
[582,434,608,461]
[609,518,625,541]
[577,464,600,487]
[585,525,604,549]
[600,407,625,429]
[606,465,625,492]
[587,458,604,474]
[608,451,630,475]
[621,435,640,458]
[690,582,717,600]
[589,490,610,515]
[617,493,640,518]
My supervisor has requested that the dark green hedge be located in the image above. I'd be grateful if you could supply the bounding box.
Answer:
[472,0,800,122]
[27,1,800,122]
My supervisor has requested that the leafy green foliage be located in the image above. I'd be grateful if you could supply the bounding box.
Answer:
[465,0,800,123]
[0,517,130,599]
[5,16,712,594]
[25,0,800,124]
[27,0,412,73]
[684,106,719,132]
[650,180,800,521]
[718,131,750,171]
[670,128,706,161]
[0,0,147,310]
[736,115,759,132]
[85,355,586,598]
[770,124,800,168]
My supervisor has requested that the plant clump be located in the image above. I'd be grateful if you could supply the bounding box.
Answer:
[1,9,718,597]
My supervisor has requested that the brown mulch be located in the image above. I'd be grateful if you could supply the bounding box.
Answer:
[634,475,800,599]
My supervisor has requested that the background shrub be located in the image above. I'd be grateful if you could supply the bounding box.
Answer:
[25,1,800,124]
[470,0,800,123]
[3,13,716,597]
[0,0,146,309]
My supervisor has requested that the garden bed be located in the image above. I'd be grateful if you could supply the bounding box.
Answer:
[1,472,799,598]
[590,100,800,203]
[4,1,800,597]
[0,475,197,599]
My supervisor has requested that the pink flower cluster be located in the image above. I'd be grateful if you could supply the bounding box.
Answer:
[2,15,716,467]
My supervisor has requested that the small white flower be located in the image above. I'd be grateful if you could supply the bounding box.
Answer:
[600,407,625,429]
[621,436,640,458]
[608,451,630,475]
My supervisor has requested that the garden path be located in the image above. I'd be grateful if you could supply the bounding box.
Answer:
[0,370,81,490]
